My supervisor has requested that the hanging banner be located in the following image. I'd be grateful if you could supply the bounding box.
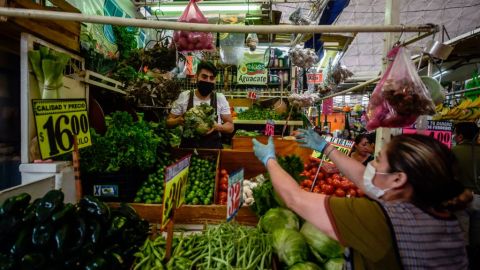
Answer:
[227,169,244,221]
[32,99,91,160]
[312,136,355,164]
[322,98,334,115]
[402,120,453,148]
[237,51,268,85]
[161,155,191,229]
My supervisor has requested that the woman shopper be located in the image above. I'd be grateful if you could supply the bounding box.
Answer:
[350,133,375,165]
[252,130,470,269]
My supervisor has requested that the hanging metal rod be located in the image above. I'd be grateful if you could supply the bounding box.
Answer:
[0,7,437,34]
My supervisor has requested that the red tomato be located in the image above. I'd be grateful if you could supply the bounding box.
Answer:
[219,199,227,205]
[303,180,313,187]
[316,180,325,187]
[332,179,341,188]
[340,181,351,191]
[313,186,321,193]
[303,187,311,192]
[323,184,334,195]
[357,189,365,197]
[347,189,357,197]
[332,174,341,180]
[220,177,228,186]
[310,167,318,175]
[221,169,228,176]
[304,164,310,170]
[335,188,346,197]
[317,172,324,180]
[305,172,311,178]
[219,191,227,201]
[220,183,228,192]
[326,178,334,185]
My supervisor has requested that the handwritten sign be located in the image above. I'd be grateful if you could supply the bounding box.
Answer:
[264,120,275,136]
[247,91,258,100]
[312,136,355,164]
[161,155,191,229]
[32,99,91,159]
[402,120,453,148]
[227,169,244,221]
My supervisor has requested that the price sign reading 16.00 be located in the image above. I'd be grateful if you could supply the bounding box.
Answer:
[32,99,92,159]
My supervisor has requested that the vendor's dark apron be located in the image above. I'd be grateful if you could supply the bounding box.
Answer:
[179,91,223,149]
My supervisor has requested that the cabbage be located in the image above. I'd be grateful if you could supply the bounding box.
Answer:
[300,222,344,259]
[324,258,345,270]
[183,103,216,138]
[272,228,308,266]
[259,208,299,233]
[289,262,323,270]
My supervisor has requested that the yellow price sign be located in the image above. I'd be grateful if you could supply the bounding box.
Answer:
[32,99,92,160]
[311,136,354,164]
[161,155,191,229]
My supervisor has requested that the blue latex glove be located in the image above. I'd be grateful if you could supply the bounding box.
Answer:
[252,137,276,166]
[295,129,328,152]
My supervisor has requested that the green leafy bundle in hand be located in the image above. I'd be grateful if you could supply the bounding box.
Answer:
[183,103,216,139]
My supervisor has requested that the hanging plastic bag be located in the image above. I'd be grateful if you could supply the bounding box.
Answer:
[218,17,245,65]
[173,0,214,52]
[366,47,435,130]
[246,33,258,51]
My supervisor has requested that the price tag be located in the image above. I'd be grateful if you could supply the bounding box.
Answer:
[161,155,191,229]
[264,120,275,136]
[307,72,323,84]
[32,99,92,160]
[227,169,244,221]
[247,91,258,100]
[402,120,453,148]
[311,136,355,164]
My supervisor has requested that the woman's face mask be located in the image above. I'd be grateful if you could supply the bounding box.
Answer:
[363,162,393,199]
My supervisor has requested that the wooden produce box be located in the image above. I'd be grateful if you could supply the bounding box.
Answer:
[172,148,220,205]
[4,0,81,52]
[108,203,259,227]
[220,149,266,180]
[231,135,313,163]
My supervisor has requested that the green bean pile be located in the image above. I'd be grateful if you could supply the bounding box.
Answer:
[133,223,273,270]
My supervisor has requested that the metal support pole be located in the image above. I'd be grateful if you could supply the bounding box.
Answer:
[0,7,437,34]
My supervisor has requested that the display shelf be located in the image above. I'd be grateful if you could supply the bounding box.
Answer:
[268,67,291,70]
[233,119,303,125]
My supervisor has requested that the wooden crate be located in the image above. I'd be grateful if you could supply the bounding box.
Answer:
[172,148,220,205]
[4,0,81,52]
[220,149,266,180]
[108,203,259,226]
[231,135,313,163]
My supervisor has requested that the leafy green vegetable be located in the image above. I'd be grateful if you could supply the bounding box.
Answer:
[278,155,305,182]
[235,129,261,137]
[259,207,299,234]
[28,45,70,99]
[251,179,280,217]
[80,112,166,173]
[272,228,309,266]
[112,26,138,61]
[237,105,283,120]
[324,258,345,270]
[300,222,344,259]
[289,262,323,270]
[183,103,216,139]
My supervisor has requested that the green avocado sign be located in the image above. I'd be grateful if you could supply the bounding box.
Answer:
[237,52,267,85]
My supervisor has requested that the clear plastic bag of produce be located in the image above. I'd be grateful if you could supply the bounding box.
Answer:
[173,0,214,52]
[366,47,435,130]
[219,20,245,65]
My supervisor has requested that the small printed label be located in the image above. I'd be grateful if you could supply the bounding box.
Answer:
[93,185,119,197]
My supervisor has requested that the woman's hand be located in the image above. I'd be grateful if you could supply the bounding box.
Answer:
[252,137,276,166]
[296,129,328,153]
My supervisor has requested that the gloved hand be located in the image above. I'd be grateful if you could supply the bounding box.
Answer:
[252,137,276,166]
[295,129,328,153]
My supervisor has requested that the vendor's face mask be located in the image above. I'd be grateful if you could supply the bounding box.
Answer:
[198,80,215,96]
[363,162,393,199]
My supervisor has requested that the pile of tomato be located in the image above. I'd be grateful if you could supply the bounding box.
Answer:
[299,157,365,198]
[217,169,229,205]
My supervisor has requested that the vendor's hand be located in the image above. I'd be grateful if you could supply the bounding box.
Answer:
[206,124,220,135]
[296,129,328,153]
[252,137,276,166]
